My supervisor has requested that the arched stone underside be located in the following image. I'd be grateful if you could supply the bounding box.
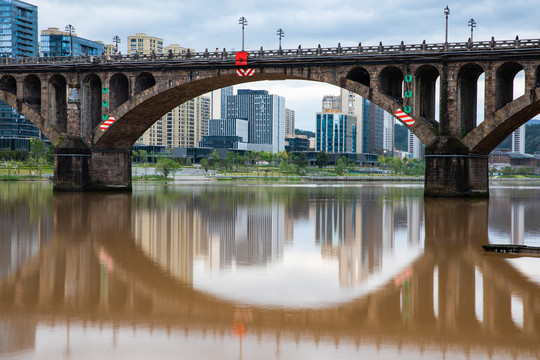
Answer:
[414,65,440,128]
[464,88,540,155]
[0,89,57,144]
[94,66,437,150]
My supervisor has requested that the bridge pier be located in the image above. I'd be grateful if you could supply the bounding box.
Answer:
[424,136,489,198]
[54,138,131,191]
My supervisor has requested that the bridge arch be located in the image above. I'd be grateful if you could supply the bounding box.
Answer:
[92,67,437,149]
[457,63,484,134]
[414,65,439,125]
[82,73,102,134]
[23,74,41,112]
[346,66,370,87]
[109,73,129,111]
[135,72,156,95]
[495,61,524,110]
[0,75,16,95]
[48,74,67,133]
[378,66,404,101]
[464,88,540,154]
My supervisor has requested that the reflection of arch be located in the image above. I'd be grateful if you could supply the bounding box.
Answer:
[496,62,523,110]
[414,65,439,125]
[82,73,102,131]
[457,63,484,134]
[346,66,370,87]
[378,66,403,100]
[109,73,129,111]
[23,74,41,111]
[48,74,67,133]
[0,75,16,94]
[135,72,156,94]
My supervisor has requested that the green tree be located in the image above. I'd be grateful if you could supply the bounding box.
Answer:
[335,156,346,176]
[210,150,220,167]
[316,151,329,169]
[200,158,209,173]
[139,149,148,163]
[155,157,180,178]
[293,153,308,168]
[29,139,47,175]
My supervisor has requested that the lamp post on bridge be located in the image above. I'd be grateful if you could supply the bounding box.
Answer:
[276,28,284,49]
[468,18,476,42]
[65,24,75,57]
[238,17,247,51]
[113,35,121,54]
[444,5,450,44]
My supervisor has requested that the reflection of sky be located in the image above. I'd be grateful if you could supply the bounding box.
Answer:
[193,220,423,308]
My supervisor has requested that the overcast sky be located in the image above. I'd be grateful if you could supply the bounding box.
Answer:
[36,0,539,131]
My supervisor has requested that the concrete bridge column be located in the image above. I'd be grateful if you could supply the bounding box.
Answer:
[424,136,489,197]
[90,149,132,191]
[53,137,92,191]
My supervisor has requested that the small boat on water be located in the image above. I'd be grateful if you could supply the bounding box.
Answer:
[482,244,540,257]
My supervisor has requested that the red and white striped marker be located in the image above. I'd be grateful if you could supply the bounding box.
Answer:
[236,68,255,77]
[394,109,415,126]
[100,115,116,131]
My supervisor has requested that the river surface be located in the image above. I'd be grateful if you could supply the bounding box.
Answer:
[1,181,540,359]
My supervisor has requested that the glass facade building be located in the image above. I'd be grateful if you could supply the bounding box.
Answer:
[0,0,40,150]
[40,27,104,57]
[316,112,357,153]
[224,89,285,153]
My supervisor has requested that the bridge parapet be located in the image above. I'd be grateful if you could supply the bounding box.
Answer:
[2,37,540,66]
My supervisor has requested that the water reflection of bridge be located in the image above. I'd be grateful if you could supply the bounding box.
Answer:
[1,188,540,358]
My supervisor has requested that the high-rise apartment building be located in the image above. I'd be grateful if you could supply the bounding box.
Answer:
[285,108,295,137]
[511,125,526,153]
[127,33,163,55]
[139,96,210,148]
[360,99,384,153]
[0,0,40,150]
[40,27,104,57]
[383,111,394,152]
[224,89,285,152]
[408,130,422,158]
[210,86,233,119]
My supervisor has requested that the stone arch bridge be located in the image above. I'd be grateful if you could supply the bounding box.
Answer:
[2,37,540,196]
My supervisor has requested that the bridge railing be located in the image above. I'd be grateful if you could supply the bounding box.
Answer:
[3,37,540,66]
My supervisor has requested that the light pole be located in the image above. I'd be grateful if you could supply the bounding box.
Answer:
[468,18,476,42]
[444,5,450,44]
[113,35,121,54]
[65,24,75,56]
[238,17,247,51]
[276,28,284,48]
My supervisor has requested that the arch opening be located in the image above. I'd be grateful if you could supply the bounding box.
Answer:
[109,73,129,111]
[379,66,403,102]
[135,72,156,95]
[23,75,41,111]
[346,66,370,87]
[496,62,524,111]
[83,74,102,134]
[48,75,67,133]
[414,65,439,125]
[0,75,16,95]
[457,63,484,135]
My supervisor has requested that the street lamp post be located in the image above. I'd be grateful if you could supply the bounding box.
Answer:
[276,28,284,48]
[113,36,121,54]
[468,18,476,42]
[238,17,247,51]
[65,24,75,56]
[444,5,450,44]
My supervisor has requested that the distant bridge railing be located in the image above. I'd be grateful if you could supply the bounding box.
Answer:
[3,37,540,66]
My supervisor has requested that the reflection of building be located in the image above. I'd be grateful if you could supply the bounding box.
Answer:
[510,203,524,245]
[133,202,207,283]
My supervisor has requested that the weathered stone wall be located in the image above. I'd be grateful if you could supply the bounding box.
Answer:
[90,150,132,191]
